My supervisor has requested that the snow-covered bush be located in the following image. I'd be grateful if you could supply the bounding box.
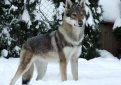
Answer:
[81,0,103,59]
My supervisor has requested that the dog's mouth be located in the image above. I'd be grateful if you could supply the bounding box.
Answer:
[74,24,83,27]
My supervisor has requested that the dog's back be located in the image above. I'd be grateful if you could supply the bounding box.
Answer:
[23,34,52,53]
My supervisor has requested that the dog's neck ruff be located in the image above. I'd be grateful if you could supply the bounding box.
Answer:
[58,26,84,46]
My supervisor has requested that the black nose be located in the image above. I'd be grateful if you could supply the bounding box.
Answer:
[78,20,83,27]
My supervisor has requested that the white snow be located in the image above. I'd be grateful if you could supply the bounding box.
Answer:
[14,46,21,52]
[24,0,27,4]
[21,7,32,27]
[1,28,11,45]
[85,0,95,27]
[113,18,121,30]
[99,0,121,22]
[4,0,10,5]
[29,0,35,4]
[1,49,8,57]
[2,28,9,35]
[9,5,18,12]
[54,2,64,21]
[97,6,102,14]
[0,50,121,85]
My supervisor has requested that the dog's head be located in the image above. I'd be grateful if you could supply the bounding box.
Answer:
[64,0,86,28]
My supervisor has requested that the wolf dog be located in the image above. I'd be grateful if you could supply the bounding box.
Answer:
[10,0,86,85]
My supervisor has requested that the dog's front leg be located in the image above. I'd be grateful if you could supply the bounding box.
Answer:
[59,52,67,81]
[71,57,78,80]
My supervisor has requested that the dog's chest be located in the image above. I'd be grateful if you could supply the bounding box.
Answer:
[63,45,82,61]
[40,46,82,63]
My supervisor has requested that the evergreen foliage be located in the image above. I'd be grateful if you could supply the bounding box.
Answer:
[0,0,51,58]
[113,27,121,42]
[80,0,102,59]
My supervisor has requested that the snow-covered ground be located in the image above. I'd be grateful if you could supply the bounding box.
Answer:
[0,50,121,85]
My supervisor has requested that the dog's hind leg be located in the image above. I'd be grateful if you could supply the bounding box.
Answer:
[10,50,33,85]
[22,63,34,85]
[35,60,48,80]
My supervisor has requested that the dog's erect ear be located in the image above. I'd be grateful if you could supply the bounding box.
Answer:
[80,0,85,5]
[64,0,73,16]
[65,0,72,9]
